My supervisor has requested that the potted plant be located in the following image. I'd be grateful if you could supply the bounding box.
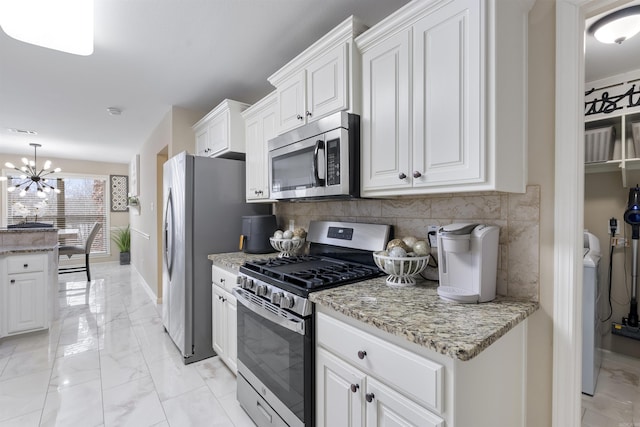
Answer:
[111,225,131,265]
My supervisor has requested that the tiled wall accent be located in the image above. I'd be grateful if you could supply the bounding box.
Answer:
[274,185,540,301]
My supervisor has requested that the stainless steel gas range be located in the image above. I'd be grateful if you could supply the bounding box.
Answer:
[233,221,392,427]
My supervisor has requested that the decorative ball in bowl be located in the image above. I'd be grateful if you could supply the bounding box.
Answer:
[270,237,305,258]
[373,251,430,287]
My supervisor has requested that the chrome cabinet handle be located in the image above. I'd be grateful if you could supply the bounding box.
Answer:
[398,173,407,180]
[350,384,359,393]
[365,393,375,403]
[357,350,367,359]
[413,171,422,178]
[296,114,303,120]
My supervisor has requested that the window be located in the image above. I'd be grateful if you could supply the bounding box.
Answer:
[5,173,109,254]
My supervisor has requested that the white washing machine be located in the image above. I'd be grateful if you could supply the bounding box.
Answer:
[582,230,602,395]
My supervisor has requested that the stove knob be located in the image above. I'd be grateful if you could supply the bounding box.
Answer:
[256,284,268,297]
[245,278,255,290]
[280,294,295,309]
[236,276,244,286]
[271,292,283,305]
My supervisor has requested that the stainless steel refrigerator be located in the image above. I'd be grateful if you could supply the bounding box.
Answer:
[162,151,270,364]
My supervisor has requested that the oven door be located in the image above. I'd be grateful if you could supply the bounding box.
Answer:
[235,289,313,427]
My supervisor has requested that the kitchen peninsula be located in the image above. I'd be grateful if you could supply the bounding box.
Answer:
[0,227,59,338]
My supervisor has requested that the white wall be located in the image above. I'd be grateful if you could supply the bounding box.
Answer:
[129,106,204,302]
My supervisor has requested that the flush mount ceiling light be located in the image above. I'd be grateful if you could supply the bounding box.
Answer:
[107,107,122,116]
[589,5,640,44]
[0,0,94,55]
[0,143,61,198]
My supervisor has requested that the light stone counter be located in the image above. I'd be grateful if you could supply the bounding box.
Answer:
[0,227,59,255]
[207,251,539,362]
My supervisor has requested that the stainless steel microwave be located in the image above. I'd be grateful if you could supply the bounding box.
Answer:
[268,111,360,200]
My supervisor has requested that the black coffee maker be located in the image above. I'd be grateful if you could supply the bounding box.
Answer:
[239,215,277,254]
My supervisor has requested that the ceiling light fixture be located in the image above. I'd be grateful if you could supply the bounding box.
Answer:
[0,143,61,198]
[0,0,94,56]
[589,5,640,44]
[107,107,122,116]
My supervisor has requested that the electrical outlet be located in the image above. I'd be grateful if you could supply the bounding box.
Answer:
[612,237,628,247]
[427,225,439,248]
[608,217,619,235]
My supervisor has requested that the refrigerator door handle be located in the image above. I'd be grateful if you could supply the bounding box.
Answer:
[164,188,175,279]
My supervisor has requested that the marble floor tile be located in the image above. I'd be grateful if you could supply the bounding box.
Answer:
[48,350,100,391]
[0,370,50,422]
[99,348,150,391]
[218,392,258,427]
[196,357,238,398]
[147,354,207,401]
[0,410,42,427]
[1,346,56,381]
[102,376,165,427]
[40,378,104,427]
[161,386,234,427]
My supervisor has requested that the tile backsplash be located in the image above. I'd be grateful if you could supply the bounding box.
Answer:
[274,185,540,301]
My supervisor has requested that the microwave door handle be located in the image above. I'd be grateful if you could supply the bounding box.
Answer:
[313,139,325,187]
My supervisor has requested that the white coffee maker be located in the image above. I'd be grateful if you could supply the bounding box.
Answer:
[436,223,499,303]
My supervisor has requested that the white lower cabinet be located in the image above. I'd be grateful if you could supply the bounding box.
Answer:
[211,264,238,374]
[316,309,528,427]
[316,312,444,427]
[2,253,48,336]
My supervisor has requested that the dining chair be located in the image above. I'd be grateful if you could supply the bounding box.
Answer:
[58,222,102,281]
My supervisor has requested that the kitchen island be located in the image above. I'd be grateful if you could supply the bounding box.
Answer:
[0,227,59,338]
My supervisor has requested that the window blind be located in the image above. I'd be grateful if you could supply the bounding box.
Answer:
[6,175,109,254]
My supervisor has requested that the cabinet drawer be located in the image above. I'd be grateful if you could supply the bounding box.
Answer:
[317,312,443,413]
[211,265,238,294]
[7,254,45,274]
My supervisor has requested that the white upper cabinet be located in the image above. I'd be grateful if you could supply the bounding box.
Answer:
[242,91,278,202]
[268,16,367,135]
[358,0,531,197]
[193,99,250,158]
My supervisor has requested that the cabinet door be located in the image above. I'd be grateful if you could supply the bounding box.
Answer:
[361,29,412,193]
[195,126,210,157]
[277,71,306,133]
[412,0,482,187]
[226,295,238,375]
[211,285,226,357]
[317,348,365,427]
[6,271,46,334]
[245,116,263,200]
[307,44,347,121]
[365,377,444,427]
[245,101,277,201]
[208,111,230,157]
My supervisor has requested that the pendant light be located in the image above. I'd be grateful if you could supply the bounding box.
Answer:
[589,5,640,44]
[1,143,61,198]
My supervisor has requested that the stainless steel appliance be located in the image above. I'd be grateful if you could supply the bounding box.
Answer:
[162,151,270,364]
[239,214,277,254]
[234,221,391,427]
[268,111,360,200]
[436,223,500,303]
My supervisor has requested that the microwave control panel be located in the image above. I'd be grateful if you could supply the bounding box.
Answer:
[326,138,340,186]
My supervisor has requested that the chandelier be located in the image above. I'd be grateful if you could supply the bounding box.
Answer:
[3,143,61,198]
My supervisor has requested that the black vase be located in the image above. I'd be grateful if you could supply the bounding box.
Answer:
[119,252,131,265]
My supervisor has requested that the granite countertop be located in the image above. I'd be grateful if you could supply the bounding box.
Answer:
[0,227,59,255]
[208,251,539,362]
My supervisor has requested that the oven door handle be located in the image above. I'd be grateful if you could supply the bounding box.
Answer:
[234,288,306,336]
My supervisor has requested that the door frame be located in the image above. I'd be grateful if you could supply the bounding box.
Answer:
[554,0,627,425]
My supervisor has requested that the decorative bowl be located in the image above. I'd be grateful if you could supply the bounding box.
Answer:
[270,237,305,258]
[372,251,430,287]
